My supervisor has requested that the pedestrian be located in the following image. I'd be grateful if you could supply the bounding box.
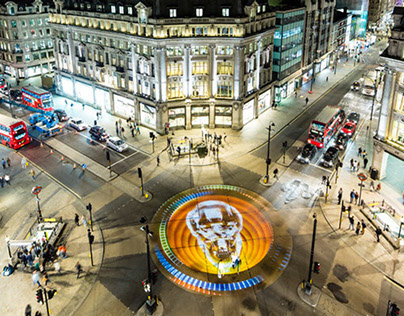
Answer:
[350,158,354,171]
[75,262,83,279]
[71,103,74,108]
[295,91,298,98]
[350,189,355,204]
[42,271,49,286]
[0,176,4,188]
[115,125,119,135]
[217,260,224,279]
[136,126,140,134]
[212,146,216,156]
[30,169,36,181]
[338,188,343,205]
[364,157,368,169]
[358,147,362,157]
[273,168,279,179]
[82,103,85,110]
[272,100,275,109]
[21,157,27,169]
[58,244,67,259]
[348,215,355,230]
[376,182,382,193]
[81,215,87,229]
[1,158,5,169]
[74,213,79,226]
[54,260,61,275]
[121,126,125,137]
[362,150,367,158]
[157,156,160,166]
[6,157,11,167]
[127,117,131,126]
[94,120,97,126]
[25,304,32,316]
[355,222,361,235]
[224,133,227,142]
[354,191,359,205]
[375,226,382,242]
[65,100,68,106]
[4,174,10,185]
[305,97,309,106]
[131,126,135,137]
[370,180,375,192]
[32,271,41,287]
[231,252,241,275]
[326,76,328,82]
[274,102,278,109]
[361,219,366,234]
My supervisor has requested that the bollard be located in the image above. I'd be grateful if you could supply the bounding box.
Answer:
[50,149,53,154]
[61,156,64,161]
[40,142,43,147]
[73,163,77,169]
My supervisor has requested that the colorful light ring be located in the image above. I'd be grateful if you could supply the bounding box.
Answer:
[151,185,292,295]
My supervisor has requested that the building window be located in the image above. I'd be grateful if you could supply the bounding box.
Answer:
[192,61,208,75]
[167,82,184,99]
[262,5,266,12]
[119,6,124,14]
[128,7,133,15]
[11,20,16,27]
[25,54,30,62]
[167,62,183,76]
[31,30,36,38]
[37,19,42,26]
[192,80,208,97]
[111,5,116,13]
[222,8,229,17]
[217,61,233,75]
[217,81,232,97]
[191,46,208,55]
[196,8,203,17]
[30,19,35,26]
[169,9,177,17]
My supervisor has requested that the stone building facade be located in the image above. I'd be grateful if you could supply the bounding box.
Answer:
[0,0,55,79]
[49,0,276,133]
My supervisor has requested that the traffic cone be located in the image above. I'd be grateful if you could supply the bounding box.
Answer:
[40,142,43,147]
[61,155,64,161]
[73,163,77,169]
[75,130,78,135]
[50,149,53,154]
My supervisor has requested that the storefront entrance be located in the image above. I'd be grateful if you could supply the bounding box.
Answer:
[140,103,156,129]
[114,94,135,119]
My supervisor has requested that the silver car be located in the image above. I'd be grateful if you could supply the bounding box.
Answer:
[106,136,128,152]
[69,118,87,131]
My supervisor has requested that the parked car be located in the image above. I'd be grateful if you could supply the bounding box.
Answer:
[297,143,317,164]
[347,112,360,125]
[10,89,22,101]
[335,132,350,150]
[321,146,339,168]
[341,122,356,137]
[351,81,361,91]
[89,126,108,141]
[106,136,128,152]
[69,118,87,131]
[54,109,69,121]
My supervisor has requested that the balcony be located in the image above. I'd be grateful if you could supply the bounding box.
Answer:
[78,56,86,62]
[95,61,104,68]
[115,66,124,73]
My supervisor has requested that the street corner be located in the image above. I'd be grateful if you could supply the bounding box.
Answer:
[149,185,292,296]
[297,282,322,307]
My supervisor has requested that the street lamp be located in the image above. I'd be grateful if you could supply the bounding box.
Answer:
[140,217,157,314]
[360,73,378,122]
[264,122,275,183]
[304,213,318,295]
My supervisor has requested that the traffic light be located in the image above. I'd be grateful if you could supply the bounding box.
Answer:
[88,229,94,244]
[391,304,400,316]
[86,203,92,212]
[137,167,142,179]
[142,279,151,292]
[47,289,57,300]
[106,150,110,162]
[282,141,288,148]
[313,262,321,274]
[36,289,44,304]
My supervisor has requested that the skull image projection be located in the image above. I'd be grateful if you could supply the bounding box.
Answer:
[186,200,243,271]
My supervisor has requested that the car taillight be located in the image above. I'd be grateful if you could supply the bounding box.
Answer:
[319,144,323,148]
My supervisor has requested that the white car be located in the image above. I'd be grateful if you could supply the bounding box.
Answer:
[106,137,128,152]
[69,118,87,131]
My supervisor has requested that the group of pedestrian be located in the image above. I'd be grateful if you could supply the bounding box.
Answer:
[349,189,360,205]
[1,157,12,188]
[355,219,367,236]
[350,159,360,172]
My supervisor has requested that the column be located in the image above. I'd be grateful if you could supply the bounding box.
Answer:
[234,45,241,100]
[152,47,161,101]
[376,69,395,140]
[156,105,164,134]
[209,44,217,97]
[183,45,190,97]
[131,44,139,95]
[66,31,76,74]
[209,103,215,129]
[160,47,167,102]
[232,102,242,130]
[255,40,262,90]
[185,103,191,129]
[371,140,389,179]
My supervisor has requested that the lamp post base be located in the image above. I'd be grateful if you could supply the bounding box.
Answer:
[146,297,158,315]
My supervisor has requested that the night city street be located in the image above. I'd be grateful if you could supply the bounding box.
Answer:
[1,1,404,316]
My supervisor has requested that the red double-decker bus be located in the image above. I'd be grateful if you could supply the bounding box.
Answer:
[0,113,30,149]
[308,105,345,148]
[21,86,54,113]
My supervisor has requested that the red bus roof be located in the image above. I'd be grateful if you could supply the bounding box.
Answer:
[312,105,341,125]
[22,86,51,96]
[0,113,25,127]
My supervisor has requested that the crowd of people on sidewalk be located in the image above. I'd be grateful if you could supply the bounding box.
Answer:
[1,157,12,187]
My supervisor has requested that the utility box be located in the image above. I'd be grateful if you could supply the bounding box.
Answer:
[370,168,379,180]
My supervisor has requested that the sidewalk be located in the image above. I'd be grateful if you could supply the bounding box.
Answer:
[0,148,103,316]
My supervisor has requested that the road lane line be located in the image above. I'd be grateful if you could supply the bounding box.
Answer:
[109,151,140,167]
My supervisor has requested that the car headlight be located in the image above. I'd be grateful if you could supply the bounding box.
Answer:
[304,158,309,162]
[297,155,302,160]
[320,159,324,162]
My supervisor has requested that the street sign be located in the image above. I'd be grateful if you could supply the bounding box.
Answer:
[357,173,367,182]
[31,186,42,195]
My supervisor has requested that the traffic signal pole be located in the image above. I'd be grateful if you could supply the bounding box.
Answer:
[305,213,318,295]
[44,288,50,316]
[88,229,94,266]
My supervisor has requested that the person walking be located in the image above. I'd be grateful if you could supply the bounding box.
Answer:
[32,271,41,287]
[350,190,355,204]
[355,222,361,235]
[157,156,160,166]
[30,169,36,181]
[305,97,309,106]
[362,150,367,159]
[338,188,343,205]
[375,227,382,242]
[21,156,27,169]
[358,147,362,157]
[4,174,10,185]
[361,219,366,235]
[348,215,355,230]
[295,91,298,98]
[82,103,85,110]
[231,252,241,275]
[74,213,79,226]
[121,126,125,138]
[370,180,375,192]
[354,191,359,205]
[136,126,140,135]
[71,103,74,108]
[54,260,61,275]
[1,158,6,169]
[350,158,354,171]
[131,125,135,137]
[326,76,329,82]
[81,215,87,229]
[376,182,382,193]
[75,262,83,279]
[115,122,119,135]
[6,157,11,167]
[0,176,4,188]
[363,157,368,169]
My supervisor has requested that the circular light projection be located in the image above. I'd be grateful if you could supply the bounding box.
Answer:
[150,185,292,295]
